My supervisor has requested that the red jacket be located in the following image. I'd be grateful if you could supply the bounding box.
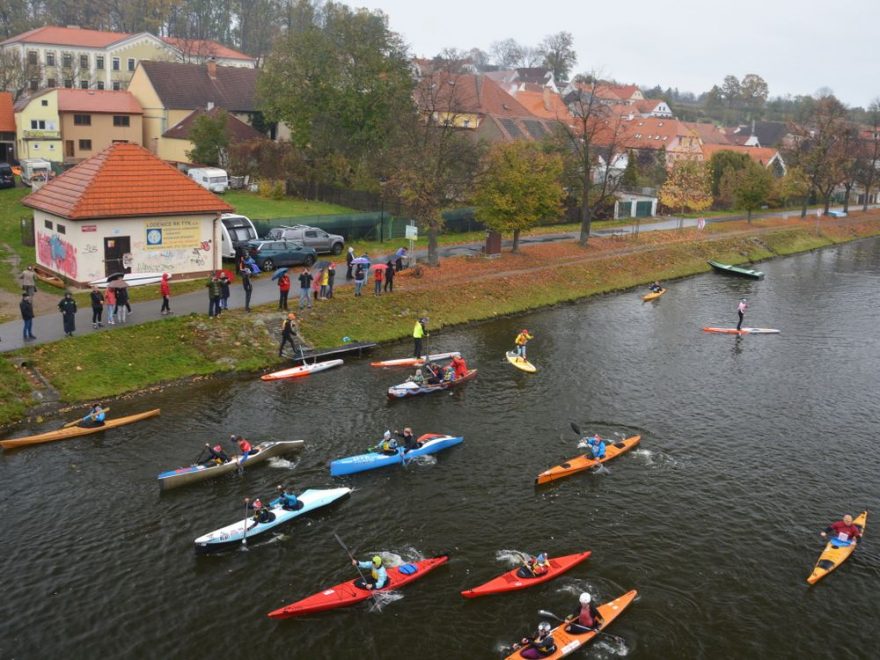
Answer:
[828,521,862,542]
[160,279,170,296]
[278,275,291,292]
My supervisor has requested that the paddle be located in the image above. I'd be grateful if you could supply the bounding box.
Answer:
[242,498,251,547]
[63,407,111,428]
[537,609,626,644]
[333,532,379,605]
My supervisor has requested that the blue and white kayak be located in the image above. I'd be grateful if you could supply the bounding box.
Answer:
[194,487,351,552]
[330,434,463,477]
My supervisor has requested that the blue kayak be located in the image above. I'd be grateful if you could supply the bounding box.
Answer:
[193,487,351,552]
[330,434,463,476]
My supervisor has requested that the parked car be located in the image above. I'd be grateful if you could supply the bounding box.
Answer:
[827,210,847,218]
[0,162,14,189]
[246,240,317,271]
[264,225,345,255]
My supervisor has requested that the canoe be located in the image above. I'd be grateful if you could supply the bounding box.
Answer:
[642,288,666,302]
[707,259,764,280]
[89,272,166,288]
[387,369,478,399]
[505,589,638,660]
[461,551,591,599]
[268,554,450,619]
[261,359,344,381]
[156,440,305,491]
[807,511,867,585]
[702,327,780,335]
[506,351,537,373]
[0,409,161,449]
[370,352,460,368]
[330,434,463,476]
[194,487,352,552]
[535,435,641,485]
[34,265,65,289]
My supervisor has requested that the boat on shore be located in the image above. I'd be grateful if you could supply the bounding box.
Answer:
[261,359,343,381]
[33,265,66,289]
[387,369,477,399]
[157,440,305,491]
[89,272,165,288]
[707,260,764,280]
[329,434,463,476]
[0,409,161,449]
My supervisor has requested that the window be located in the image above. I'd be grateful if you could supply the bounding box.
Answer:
[44,220,53,230]
[74,114,91,126]
[112,57,120,71]
[30,119,46,130]
[29,79,38,91]
[80,80,89,89]
[28,51,37,65]
[62,53,72,68]
[80,54,88,69]
[112,81,120,91]
[96,81,104,90]
[78,139,92,151]
[127,58,135,71]
[113,115,130,127]
[96,56,104,70]
[41,100,48,106]
[32,143,39,150]
[63,79,72,88]
[46,52,55,66]
[47,79,56,88]
[57,224,66,234]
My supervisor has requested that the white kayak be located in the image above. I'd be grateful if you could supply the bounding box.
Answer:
[261,359,344,381]
[194,487,352,551]
[370,352,460,368]
[89,272,166,288]
[702,327,781,335]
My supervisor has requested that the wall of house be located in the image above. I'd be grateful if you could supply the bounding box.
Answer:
[158,136,192,164]
[107,39,174,89]
[15,91,62,161]
[33,209,218,285]
[126,67,164,153]
[60,112,143,161]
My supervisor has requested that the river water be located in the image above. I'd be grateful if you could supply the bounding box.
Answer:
[2,238,879,660]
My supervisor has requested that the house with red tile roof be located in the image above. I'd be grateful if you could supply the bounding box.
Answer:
[14,88,143,164]
[161,106,266,165]
[634,98,673,118]
[1,25,254,96]
[701,143,786,176]
[618,117,702,163]
[681,121,733,146]
[22,142,232,284]
[0,91,15,162]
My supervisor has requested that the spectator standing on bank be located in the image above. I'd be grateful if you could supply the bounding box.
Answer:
[319,267,330,300]
[207,274,222,317]
[395,247,408,272]
[105,286,117,325]
[19,265,37,298]
[90,286,104,328]
[327,263,336,299]
[374,265,384,296]
[20,294,36,341]
[115,286,129,323]
[160,273,171,315]
[242,267,253,312]
[384,259,395,293]
[58,292,77,337]
[346,247,355,280]
[277,272,291,311]
[354,264,365,297]
[298,268,314,310]
[219,272,231,310]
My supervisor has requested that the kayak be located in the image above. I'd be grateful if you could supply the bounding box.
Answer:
[505,589,638,659]
[702,327,780,335]
[329,434,463,476]
[461,551,591,599]
[157,440,305,491]
[387,369,478,399]
[267,554,450,619]
[370,352,460,367]
[642,288,666,301]
[807,511,867,585]
[506,351,537,373]
[535,435,641,486]
[194,487,352,552]
[707,259,764,280]
[261,359,344,381]
[0,409,161,450]
[89,272,166,288]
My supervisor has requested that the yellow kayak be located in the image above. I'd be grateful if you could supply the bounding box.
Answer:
[0,409,161,449]
[642,288,666,301]
[506,351,537,373]
[807,511,867,585]
[535,435,641,485]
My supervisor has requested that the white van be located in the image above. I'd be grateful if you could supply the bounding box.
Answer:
[220,213,258,259]
[188,167,229,193]
[19,158,53,188]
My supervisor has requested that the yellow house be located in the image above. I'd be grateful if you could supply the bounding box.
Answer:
[161,107,265,165]
[14,89,62,161]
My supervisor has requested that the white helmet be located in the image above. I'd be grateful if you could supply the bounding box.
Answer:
[579,592,592,605]
[537,621,552,633]
[383,430,392,439]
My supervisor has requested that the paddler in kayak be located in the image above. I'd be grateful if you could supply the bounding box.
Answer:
[450,354,469,379]
[247,497,272,524]
[234,435,258,463]
[649,280,662,293]
[352,555,388,590]
[204,441,230,464]
[820,514,862,545]
[372,431,399,455]
[565,592,605,634]
[514,621,557,658]
[275,485,303,511]
[736,298,748,331]
[518,552,550,578]
[78,403,106,428]
[424,362,443,385]
[397,427,421,451]
[514,329,534,360]
[584,434,606,460]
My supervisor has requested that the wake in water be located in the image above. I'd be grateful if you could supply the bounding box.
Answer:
[267,457,299,469]
[496,548,530,567]
[406,454,437,467]
[366,590,404,613]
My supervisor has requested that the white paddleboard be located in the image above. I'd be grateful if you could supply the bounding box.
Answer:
[370,352,460,367]
[261,359,344,381]
[89,272,165,288]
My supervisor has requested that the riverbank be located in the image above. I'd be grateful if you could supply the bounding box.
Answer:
[2,212,878,429]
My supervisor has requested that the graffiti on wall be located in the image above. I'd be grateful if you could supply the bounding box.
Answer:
[37,232,77,279]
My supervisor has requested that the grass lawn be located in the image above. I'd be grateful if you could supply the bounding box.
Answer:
[0,186,36,294]
[224,191,353,219]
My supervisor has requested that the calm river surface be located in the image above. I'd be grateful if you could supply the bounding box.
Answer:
[2,238,879,660]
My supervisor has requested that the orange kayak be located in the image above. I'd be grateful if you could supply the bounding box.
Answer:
[807,511,867,585]
[535,435,641,485]
[505,589,638,659]
[461,551,590,598]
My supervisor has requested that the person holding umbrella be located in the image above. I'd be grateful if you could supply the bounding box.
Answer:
[90,286,104,328]
[241,266,253,312]
[346,247,355,280]
[104,285,117,325]
[58,291,77,337]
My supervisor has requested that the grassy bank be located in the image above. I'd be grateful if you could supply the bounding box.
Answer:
[2,213,879,427]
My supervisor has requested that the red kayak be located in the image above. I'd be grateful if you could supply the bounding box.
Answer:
[268,554,449,619]
[460,551,591,599]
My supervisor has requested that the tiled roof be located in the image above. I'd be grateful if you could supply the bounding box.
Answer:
[511,88,573,123]
[620,117,698,149]
[416,72,531,118]
[163,107,265,142]
[1,25,133,48]
[139,60,258,112]
[481,114,559,142]
[701,144,782,167]
[0,92,15,132]
[634,99,669,114]
[682,121,732,145]
[160,37,254,62]
[57,89,142,114]
[22,142,233,219]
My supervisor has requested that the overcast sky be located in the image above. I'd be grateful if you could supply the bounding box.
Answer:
[350,0,875,108]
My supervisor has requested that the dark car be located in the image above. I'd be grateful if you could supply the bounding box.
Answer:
[247,240,317,271]
[264,225,345,254]
[0,163,15,189]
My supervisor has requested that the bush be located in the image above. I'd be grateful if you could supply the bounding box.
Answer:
[258,180,286,200]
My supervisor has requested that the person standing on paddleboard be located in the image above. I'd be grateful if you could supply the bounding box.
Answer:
[514,329,533,360]
[736,298,748,331]
[413,317,427,358]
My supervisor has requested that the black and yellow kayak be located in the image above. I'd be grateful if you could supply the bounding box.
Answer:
[535,435,641,485]
[807,511,867,585]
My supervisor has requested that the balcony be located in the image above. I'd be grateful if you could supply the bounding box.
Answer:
[23,129,61,140]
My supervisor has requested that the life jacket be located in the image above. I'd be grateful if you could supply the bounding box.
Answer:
[515,332,531,346]
[577,604,597,628]
[382,439,397,452]
[212,444,223,454]
[238,439,252,453]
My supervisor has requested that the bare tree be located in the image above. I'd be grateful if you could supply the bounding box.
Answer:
[490,38,524,68]
[857,99,880,211]
[0,49,40,100]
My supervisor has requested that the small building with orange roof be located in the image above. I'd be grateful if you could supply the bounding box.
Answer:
[22,142,232,285]
[0,91,15,162]
[700,143,786,176]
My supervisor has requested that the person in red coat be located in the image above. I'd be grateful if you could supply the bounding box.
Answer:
[160,273,171,315]
[277,273,291,310]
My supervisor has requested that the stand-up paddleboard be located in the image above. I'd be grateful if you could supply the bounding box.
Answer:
[702,327,780,335]
[506,351,537,373]
[261,359,344,381]
[370,352,460,368]
[89,272,165,288]
[642,288,666,302]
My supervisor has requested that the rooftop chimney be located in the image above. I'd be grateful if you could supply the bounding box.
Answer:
[207,57,217,80]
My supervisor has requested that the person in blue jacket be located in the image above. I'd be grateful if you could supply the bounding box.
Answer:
[79,403,106,428]
[275,485,301,510]
[353,555,387,590]
[586,435,606,460]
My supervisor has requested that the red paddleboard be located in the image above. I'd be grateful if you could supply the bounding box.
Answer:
[267,554,449,619]
[461,551,591,598]
[702,327,780,335]
[261,359,344,381]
